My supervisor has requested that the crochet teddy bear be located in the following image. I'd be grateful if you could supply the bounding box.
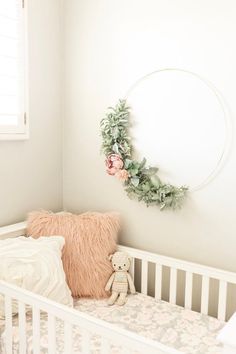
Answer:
[105,251,136,305]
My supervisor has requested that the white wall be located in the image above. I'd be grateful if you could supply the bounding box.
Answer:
[63,0,236,272]
[0,0,63,226]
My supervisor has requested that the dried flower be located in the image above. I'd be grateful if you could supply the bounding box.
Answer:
[106,154,123,175]
[115,169,129,181]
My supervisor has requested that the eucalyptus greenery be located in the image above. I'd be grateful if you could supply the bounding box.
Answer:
[100,99,188,210]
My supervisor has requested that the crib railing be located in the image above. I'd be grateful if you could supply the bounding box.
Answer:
[0,280,180,354]
[1,220,236,322]
[118,245,236,322]
[1,221,236,353]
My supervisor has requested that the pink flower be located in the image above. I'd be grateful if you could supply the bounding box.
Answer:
[115,169,129,181]
[105,154,124,175]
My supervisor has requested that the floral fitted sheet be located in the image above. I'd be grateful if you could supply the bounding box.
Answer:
[0,293,224,354]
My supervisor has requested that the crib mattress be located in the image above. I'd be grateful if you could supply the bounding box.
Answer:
[1,293,224,354]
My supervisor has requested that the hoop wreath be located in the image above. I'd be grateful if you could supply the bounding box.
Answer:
[100,99,188,210]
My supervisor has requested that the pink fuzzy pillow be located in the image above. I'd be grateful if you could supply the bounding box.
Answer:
[27,211,120,298]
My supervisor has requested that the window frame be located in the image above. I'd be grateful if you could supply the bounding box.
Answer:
[0,0,29,141]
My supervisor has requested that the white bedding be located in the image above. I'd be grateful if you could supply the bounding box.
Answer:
[0,236,73,319]
[0,293,224,354]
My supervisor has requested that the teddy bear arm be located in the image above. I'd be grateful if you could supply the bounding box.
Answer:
[105,273,115,291]
[127,273,136,294]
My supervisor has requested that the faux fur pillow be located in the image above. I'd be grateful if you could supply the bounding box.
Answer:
[27,211,120,298]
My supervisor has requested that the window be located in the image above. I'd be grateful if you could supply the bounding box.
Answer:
[0,0,28,140]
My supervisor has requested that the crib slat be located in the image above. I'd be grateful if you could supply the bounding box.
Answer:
[48,314,56,354]
[64,322,73,353]
[185,272,193,309]
[81,329,90,354]
[130,258,135,279]
[218,280,227,321]
[4,295,12,354]
[19,301,26,354]
[141,260,148,295]
[201,276,210,315]
[169,268,177,304]
[32,306,40,354]
[101,337,110,354]
[155,264,162,300]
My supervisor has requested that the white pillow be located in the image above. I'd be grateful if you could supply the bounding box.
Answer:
[0,236,73,318]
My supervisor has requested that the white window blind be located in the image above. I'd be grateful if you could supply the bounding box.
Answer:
[0,0,27,137]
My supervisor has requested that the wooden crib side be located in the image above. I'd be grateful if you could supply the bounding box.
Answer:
[0,221,26,240]
[1,220,236,322]
[0,280,180,354]
[118,245,236,353]
[118,245,236,322]
[1,221,236,353]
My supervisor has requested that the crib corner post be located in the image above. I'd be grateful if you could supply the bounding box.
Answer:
[217,312,236,354]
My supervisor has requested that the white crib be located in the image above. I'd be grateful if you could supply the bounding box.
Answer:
[0,221,236,354]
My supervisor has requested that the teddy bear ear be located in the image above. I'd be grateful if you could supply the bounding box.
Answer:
[108,254,113,261]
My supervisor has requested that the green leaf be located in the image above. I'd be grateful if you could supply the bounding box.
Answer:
[112,143,119,154]
[148,167,159,175]
[129,168,139,176]
[160,203,166,210]
[143,167,159,176]
[142,183,150,192]
[151,194,160,201]
[112,126,119,139]
[124,159,132,169]
[132,161,141,170]
[139,158,147,169]
[131,177,139,187]
[164,197,173,206]
[150,175,161,188]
